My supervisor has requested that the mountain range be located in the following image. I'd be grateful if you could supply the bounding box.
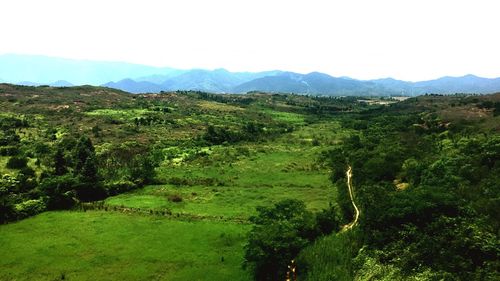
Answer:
[2,54,500,96]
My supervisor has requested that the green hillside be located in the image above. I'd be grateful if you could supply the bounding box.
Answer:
[0,84,498,280]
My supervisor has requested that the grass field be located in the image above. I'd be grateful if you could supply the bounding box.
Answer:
[0,211,251,281]
[107,122,341,219]
[262,109,306,125]
[105,183,334,220]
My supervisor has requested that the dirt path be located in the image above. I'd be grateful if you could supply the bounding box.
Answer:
[342,165,360,230]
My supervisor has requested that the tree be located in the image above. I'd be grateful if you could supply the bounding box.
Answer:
[74,135,95,173]
[0,175,18,223]
[81,154,99,184]
[130,153,157,185]
[72,135,104,201]
[244,199,317,281]
[39,175,76,210]
[54,147,67,176]
[315,203,341,234]
[16,167,37,193]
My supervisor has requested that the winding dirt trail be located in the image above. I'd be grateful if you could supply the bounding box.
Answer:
[342,165,360,231]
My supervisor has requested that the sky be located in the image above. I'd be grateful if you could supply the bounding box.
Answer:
[0,0,499,81]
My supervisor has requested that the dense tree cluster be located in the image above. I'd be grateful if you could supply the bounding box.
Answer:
[203,122,293,145]
[323,105,500,280]
[0,125,159,223]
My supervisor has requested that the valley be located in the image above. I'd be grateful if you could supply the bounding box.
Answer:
[0,84,499,280]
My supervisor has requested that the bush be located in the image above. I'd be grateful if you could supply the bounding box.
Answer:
[168,194,183,202]
[316,203,341,235]
[74,181,107,202]
[203,125,242,145]
[105,180,138,196]
[0,196,16,224]
[0,130,20,146]
[14,199,46,219]
[6,156,28,169]
[16,167,37,192]
[39,175,77,210]
[0,146,19,156]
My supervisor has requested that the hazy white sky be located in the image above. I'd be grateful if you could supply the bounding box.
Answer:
[1,0,498,81]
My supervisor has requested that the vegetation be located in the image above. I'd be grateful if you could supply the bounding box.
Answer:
[0,84,498,280]
[298,94,500,281]
[244,199,338,280]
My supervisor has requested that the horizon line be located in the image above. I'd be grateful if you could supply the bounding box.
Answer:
[1,52,499,83]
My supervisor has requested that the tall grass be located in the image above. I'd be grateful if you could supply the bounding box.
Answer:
[297,230,361,281]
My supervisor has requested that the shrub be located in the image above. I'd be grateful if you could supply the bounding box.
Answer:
[168,194,183,202]
[14,199,46,219]
[168,177,190,186]
[105,180,138,196]
[0,146,19,156]
[39,175,78,210]
[6,156,28,169]
[0,198,16,224]
[316,203,341,235]
[74,181,107,202]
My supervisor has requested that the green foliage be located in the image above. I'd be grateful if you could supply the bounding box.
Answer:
[6,156,28,169]
[74,135,95,174]
[0,130,20,146]
[315,100,500,280]
[105,180,138,196]
[130,153,157,185]
[315,203,341,235]
[297,231,361,281]
[39,175,77,210]
[0,175,17,223]
[0,145,19,156]
[14,199,46,219]
[16,166,37,192]
[244,199,318,281]
[0,116,29,130]
[72,136,105,201]
[53,147,67,176]
[203,125,242,145]
[0,84,498,279]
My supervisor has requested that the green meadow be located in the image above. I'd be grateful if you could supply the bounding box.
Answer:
[0,211,250,281]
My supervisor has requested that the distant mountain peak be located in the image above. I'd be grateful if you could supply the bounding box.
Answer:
[1,54,499,95]
[51,80,73,87]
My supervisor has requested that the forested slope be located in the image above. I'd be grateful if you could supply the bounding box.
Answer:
[299,94,500,280]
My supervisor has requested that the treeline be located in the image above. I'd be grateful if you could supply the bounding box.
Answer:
[192,91,255,106]
[202,122,294,145]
